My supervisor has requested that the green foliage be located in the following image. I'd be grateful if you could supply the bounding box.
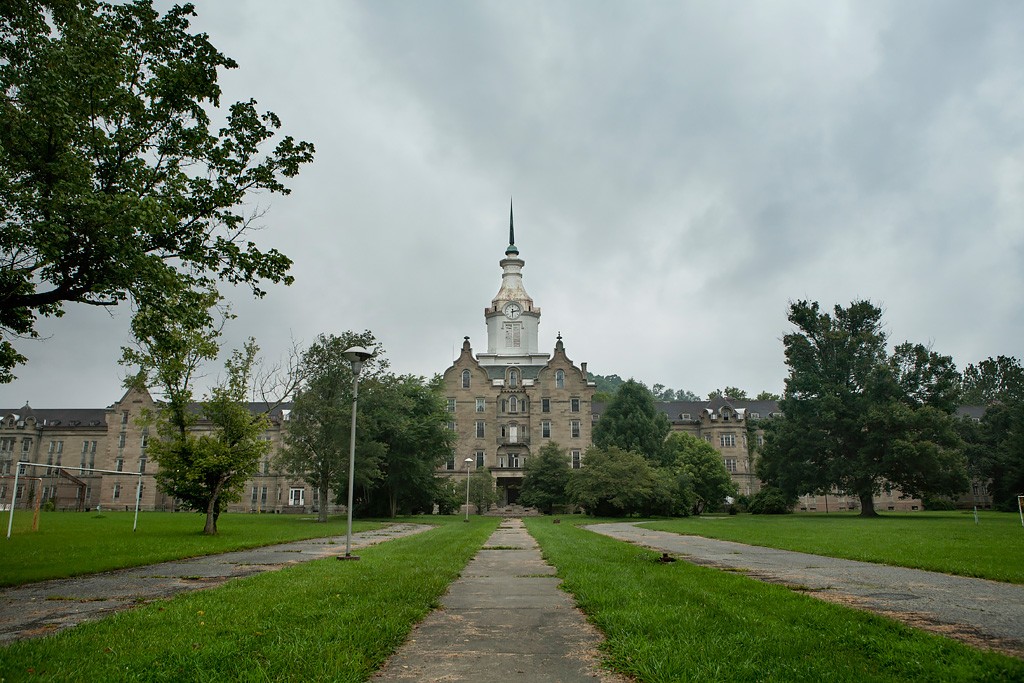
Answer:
[359,374,456,518]
[433,477,461,515]
[708,386,749,400]
[567,446,675,517]
[756,390,781,401]
[149,339,271,534]
[526,519,1024,681]
[593,379,671,465]
[591,374,699,402]
[468,468,498,514]
[277,331,385,522]
[0,517,501,680]
[665,432,737,515]
[0,0,314,381]
[758,300,968,517]
[747,486,796,514]
[958,356,1024,511]
[519,442,571,514]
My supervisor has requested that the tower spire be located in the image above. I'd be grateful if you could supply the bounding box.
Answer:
[506,197,518,255]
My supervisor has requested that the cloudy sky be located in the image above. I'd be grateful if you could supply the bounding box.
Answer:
[3,0,1023,408]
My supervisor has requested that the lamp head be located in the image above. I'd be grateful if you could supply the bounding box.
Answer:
[342,346,374,375]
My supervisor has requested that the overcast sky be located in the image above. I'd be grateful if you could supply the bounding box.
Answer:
[3,0,1023,409]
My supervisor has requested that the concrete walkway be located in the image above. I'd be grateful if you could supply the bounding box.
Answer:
[0,523,430,643]
[373,518,628,683]
[587,522,1024,658]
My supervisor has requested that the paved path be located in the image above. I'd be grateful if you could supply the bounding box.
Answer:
[587,522,1024,658]
[0,523,430,643]
[373,518,627,683]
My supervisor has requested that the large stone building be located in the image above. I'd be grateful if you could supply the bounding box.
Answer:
[440,215,595,505]
[0,387,311,514]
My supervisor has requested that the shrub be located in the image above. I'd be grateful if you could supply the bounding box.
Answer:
[748,486,795,514]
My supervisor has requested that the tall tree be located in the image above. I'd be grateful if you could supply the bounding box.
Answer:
[959,356,1024,510]
[0,0,314,381]
[665,432,737,515]
[709,387,749,401]
[468,468,498,515]
[758,300,967,517]
[148,339,271,534]
[756,391,781,401]
[360,374,455,518]
[520,442,571,514]
[277,332,385,522]
[593,379,671,465]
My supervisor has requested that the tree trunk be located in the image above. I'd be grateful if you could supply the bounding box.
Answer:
[858,491,878,518]
[203,477,228,534]
[318,481,329,523]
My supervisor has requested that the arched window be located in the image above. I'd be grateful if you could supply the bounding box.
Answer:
[509,369,519,388]
[510,396,518,413]
[462,370,471,389]
[555,369,565,389]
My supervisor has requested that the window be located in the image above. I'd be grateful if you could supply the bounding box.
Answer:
[139,456,147,473]
[475,421,485,438]
[570,397,580,413]
[289,488,305,507]
[509,369,519,388]
[720,433,736,448]
[476,398,485,413]
[252,486,258,504]
[509,396,518,413]
[118,433,126,449]
[447,421,456,432]
[724,458,737,473]
[555,370,564,389]
[261,486,268,505]
[756,434,764,447]
[542,398,550,413]
[680,413,691,420]
[542,420,551,438]
[462,370,471,389]
[446,398,456,412]
[445,454,456,471]
[508,453,519,468]
[140,432,149,449]
[571,450,581,469]
[115,458,123,472]
[112,483,121,500]
[0,437,13,454]
[750,412,760,419]
[703,434,712,443]
[21,438,32,453]
[264,460,271,474]
[121,410,129,425]
[498,455,506,468]
[475,450,485,468]
[570,420,580,438]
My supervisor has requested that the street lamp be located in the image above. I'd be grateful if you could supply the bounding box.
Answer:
[464,457,474,522]
[340,346,374,560]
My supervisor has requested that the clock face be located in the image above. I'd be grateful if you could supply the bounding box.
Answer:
[503,302,522,319]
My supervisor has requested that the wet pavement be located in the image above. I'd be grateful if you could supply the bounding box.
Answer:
[0,523,430,643]
[587,522,1024,658]
[372,518,628,683]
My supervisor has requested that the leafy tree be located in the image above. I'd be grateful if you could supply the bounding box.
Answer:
[0,0,314,381]
[747,486,795,514]
[674,388,701,401]
[360,374,455,518]
[277,332,386,522]
[665,432,737,515]
[433,477,461,515]
[149,339,271,534]
[567,446,675,517]
[520,442,571,514]
[590,373,625,396]
[593,379,671,465]
[756,391,781,401]
[959,356,1024,510]
[709,387,749,401]
[468,468,498,515]
[758,300,968,517]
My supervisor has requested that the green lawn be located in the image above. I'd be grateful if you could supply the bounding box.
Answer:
[0,516,501,681]
[526,518,1024,682]
[0,510,388,586]
[641,510,1024,583]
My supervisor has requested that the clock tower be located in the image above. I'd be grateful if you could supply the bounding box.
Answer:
[477,203,550,366]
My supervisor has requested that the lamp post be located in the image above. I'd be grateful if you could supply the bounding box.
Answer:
[340,346,374,560]
[464,457,474,522]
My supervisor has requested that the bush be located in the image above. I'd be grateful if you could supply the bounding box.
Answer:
[923,495,957,511]
[748,487,795,514]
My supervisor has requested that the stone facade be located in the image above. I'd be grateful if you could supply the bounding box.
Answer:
[440,215,595,505]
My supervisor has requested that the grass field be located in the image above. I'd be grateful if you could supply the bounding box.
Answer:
[641,510,1024,583]
[0,516,501,681]
[526,518,1024,682]
[0,510,387,586]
